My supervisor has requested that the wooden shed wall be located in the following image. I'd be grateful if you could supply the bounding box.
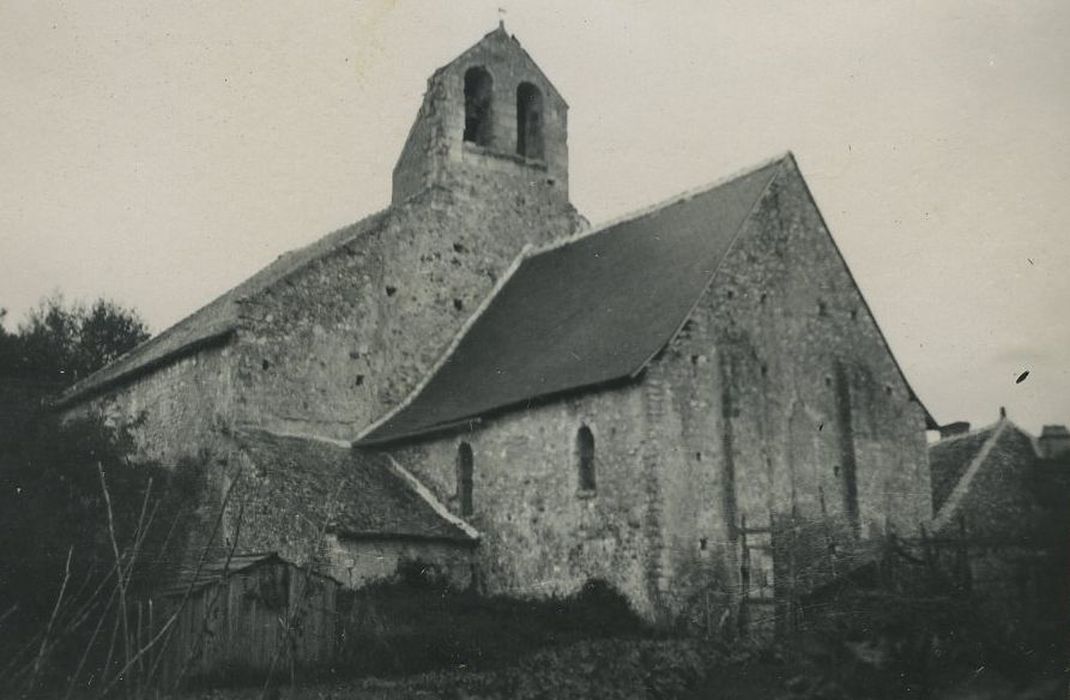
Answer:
[153,561,339,685]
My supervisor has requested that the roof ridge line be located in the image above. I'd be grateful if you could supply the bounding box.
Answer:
[244,208,391,300]
[353,245,532,444]
[932,419,1002,446]
[931,420,1007,530]
[524,152,793,261]
[57,208,391,407]
[630,158,786,377]
[380,453,481,541]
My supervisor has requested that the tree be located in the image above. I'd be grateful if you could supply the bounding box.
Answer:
[1,295,150,384]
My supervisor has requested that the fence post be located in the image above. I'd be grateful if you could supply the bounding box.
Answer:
[739,514,750,636]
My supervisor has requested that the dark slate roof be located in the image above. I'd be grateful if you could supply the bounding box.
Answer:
[929,425,997,512]
[358,157,785,445]
[235,429,476,544]
[54,211,390,407]
[930,420,1047,537]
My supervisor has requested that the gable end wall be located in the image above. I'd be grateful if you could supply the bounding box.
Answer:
[645,160,931,628]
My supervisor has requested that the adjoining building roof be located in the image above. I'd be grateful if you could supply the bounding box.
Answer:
[53,211,390,408]
[156,552,338,597]
[928,418,1040,532]
[929,424,999,513]
[235,429,477,545]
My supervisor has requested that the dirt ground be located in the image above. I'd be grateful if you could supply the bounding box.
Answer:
[177,636,1067,700]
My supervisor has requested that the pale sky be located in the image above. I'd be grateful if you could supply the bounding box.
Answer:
[1,1,1068,434]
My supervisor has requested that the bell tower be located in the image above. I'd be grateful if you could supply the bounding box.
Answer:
[392,24,570,206]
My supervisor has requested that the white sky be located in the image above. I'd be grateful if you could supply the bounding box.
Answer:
[1,1,1068,434]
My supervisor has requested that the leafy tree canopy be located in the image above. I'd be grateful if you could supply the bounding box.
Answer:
[0,294,150,384]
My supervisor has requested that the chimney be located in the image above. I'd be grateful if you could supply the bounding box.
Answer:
[1038,425,1070,459]
[939,421,971,440]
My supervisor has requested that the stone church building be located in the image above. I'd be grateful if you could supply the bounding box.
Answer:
[56,26,936,628]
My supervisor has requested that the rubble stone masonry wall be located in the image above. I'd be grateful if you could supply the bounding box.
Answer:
[386,382,659,619]
[233,184,582,442]
[61,343,235,466]
[647,160,931,626]
[382,160,931,627]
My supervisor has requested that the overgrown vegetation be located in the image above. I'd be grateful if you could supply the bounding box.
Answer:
[0,413,205,698]
[0,295,149,384]
[764,535,1068,700]
[336,564,645,679]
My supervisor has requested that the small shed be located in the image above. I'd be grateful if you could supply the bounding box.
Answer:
[152,552,342,685]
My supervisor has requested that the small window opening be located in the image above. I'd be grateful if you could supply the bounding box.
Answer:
[385,285,397,297]
[818,300,828,316]
[457,442,474,516]
[516,82,544,159]
[699,537,708,551]
[577,426,596,491]
[261,359,270,371]
[354,374,365,387]
[463,67,493,146]
[453,298,464,311]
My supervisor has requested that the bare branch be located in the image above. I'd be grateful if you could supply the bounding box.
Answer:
[28,547,72,692]
[97,461,133,677]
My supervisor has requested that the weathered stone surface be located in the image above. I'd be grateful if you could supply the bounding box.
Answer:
[233,183,582,442]
[324,535,475,590]
[393,25,569,205]
[63,344,235,464]
[646,158,931,626]
[54,29,932,633]
[379,159,932,627]
[388,382,657,617]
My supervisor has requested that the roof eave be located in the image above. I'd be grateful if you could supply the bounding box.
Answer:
[52,328,237,409]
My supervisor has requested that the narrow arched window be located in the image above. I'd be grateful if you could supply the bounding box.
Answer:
[463,67,493,146]
[516,82,544,159]
[457,442,474,516]
[577,426,595,491]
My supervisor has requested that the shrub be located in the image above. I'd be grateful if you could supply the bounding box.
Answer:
[337,567,645,679]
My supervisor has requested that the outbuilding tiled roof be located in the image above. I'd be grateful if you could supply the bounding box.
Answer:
[929,425,998,512]
[235,429,477,544]
[358,157,785,444]
[158,553,293,596]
